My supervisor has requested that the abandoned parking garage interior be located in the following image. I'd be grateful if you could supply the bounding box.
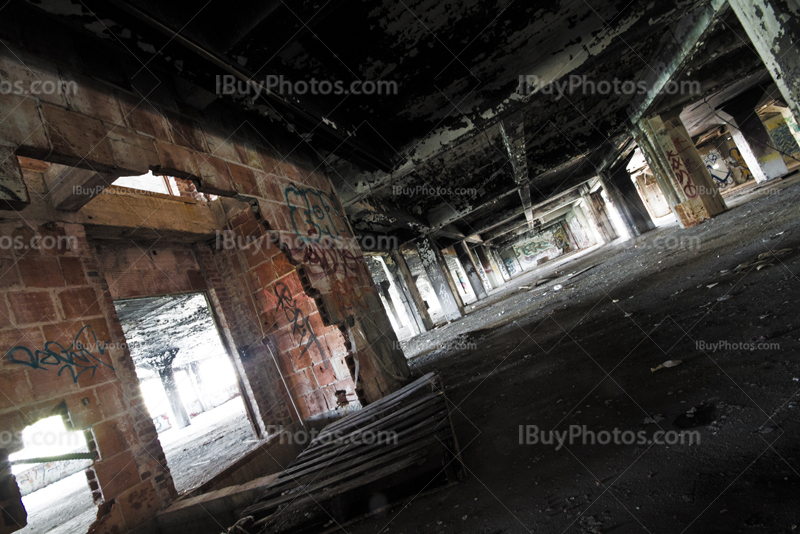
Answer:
[0,0,799,532]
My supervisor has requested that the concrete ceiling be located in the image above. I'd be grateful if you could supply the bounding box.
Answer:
[24,0,768,249]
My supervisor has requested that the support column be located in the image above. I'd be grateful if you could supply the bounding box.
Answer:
[632,125,682,212]
[388,250,434,331]
[499,249,523,277]
[455,241,487,300]
[378,280,404,327]
[579,187,610,244]
[476,246,502,289]
[382,255,424,335]
[417,237,463,320]
[600,161,656,237]
[730,0,800,122]
[725,102,789,183]
[188,362,212,413]
[638,114,727,228]
[157,364,191,429]
[492,249,511,282]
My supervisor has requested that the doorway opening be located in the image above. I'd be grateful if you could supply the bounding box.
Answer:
[114,292,259,493]
[8,416,96,534]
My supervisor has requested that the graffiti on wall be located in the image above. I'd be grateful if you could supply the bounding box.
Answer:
[703,149,733,189]
[6,325,115,383]
[285,186,349,243]
[271,281,326,361]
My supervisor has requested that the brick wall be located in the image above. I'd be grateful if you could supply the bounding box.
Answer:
[0,222,173,534]
[0,25,410,534]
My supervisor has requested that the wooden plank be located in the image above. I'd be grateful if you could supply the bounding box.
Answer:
[296,393,445,461]
[257,410,451,500]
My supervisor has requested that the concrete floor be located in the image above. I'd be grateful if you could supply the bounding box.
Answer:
[353,176,800,533]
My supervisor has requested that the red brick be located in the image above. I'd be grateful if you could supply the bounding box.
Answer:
[95,382,126,419]
[312,360,337,387]
[298,389,329,419]
[93,415,135,459]
[59,287,101,319]
[7,291,58,324]
[0,257,21,289]
[0,298,10,330]
[285,368,316,397]
[228,162,258,196]
[29,361,80,401]
[118,479,160,530]
[186,269,207,291]
[18,256,65,288]
[0,368,33,410]
[65,390,102,429]
[0,327,43,363]
[59,257,86,286]
[93,450,140,501]
[290,346,314,371]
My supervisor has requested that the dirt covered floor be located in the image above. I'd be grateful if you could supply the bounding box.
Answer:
[350,177,800,533]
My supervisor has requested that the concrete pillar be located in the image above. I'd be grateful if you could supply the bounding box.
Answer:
[388,250,434,331]
[188,362,212,413]
[476,246,502,289]
[430,240,466,316]
[579,188,610,244]
[632,125,683,212]
[779,108,800,151]
[380,256,422,335]
[455,241,488,300]
[600,165,656,237]
[638,114,727,228]
[722,90,789,182]
[492,249,511,282]
[571,205,598,246]
[730,0,800,122]
[414,238,463,322]
[499,248,523,277]
[378,280,404,326]
[158,364,191,429]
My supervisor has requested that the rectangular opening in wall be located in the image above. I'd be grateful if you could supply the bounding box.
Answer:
[113,292,259,493]
[8,416,96,534]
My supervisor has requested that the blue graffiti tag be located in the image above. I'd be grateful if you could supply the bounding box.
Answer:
[284,186,348,242]
[6,325,115,383]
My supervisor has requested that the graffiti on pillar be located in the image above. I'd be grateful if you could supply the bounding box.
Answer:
[727,147,754,183]
[6,325,114,383]
[285,186,348,243]
[666,149,698,198]
[272,281,326,361]
[702,150,733,189]
[553,226,570,252]
[503,257,517,275]
[764,114,800,158]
